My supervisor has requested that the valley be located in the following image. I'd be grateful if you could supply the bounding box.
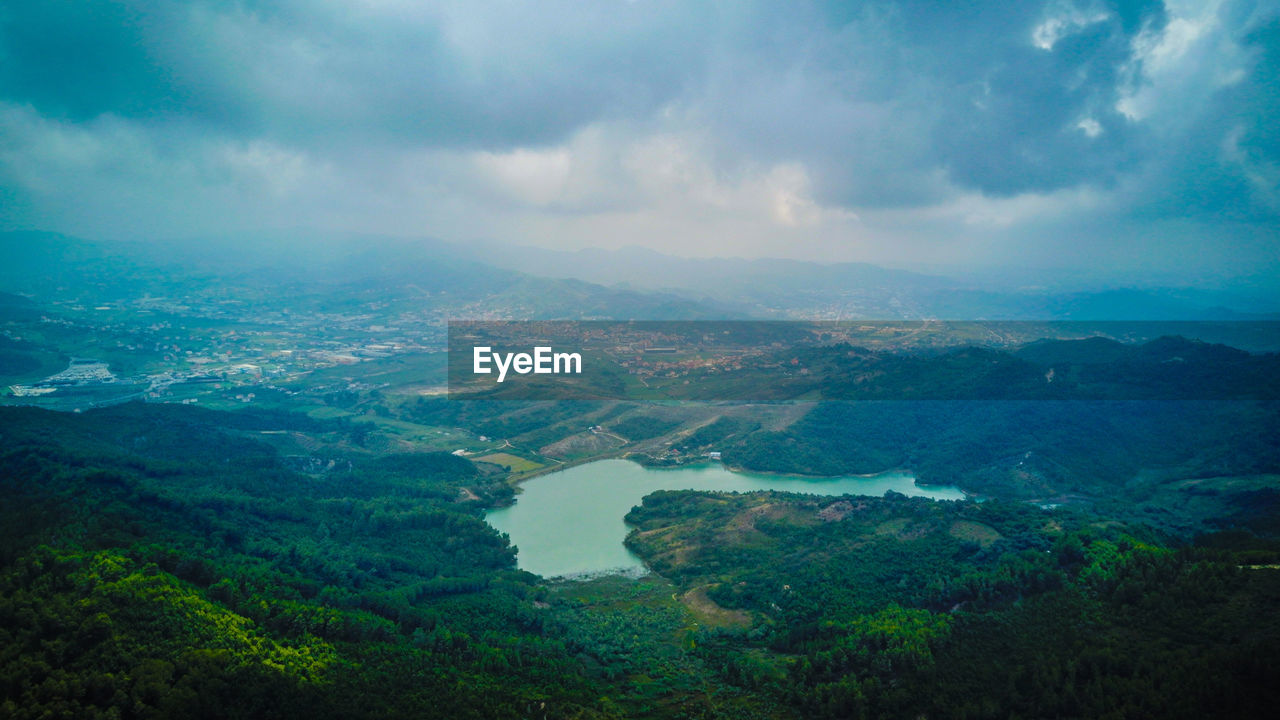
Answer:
[1,231,1278,718]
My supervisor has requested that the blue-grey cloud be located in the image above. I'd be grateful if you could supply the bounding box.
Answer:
[0,0,1275,278]
[0,0,709,147]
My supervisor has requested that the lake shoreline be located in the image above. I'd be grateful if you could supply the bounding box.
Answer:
[486,458,966,578]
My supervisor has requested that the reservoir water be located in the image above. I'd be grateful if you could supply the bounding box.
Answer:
[485,458,966,578]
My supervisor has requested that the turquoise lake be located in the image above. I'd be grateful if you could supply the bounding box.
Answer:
[485,458,966,578]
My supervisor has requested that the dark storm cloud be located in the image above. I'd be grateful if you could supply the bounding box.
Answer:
[926,1,1164,195]
[0,0,708,148]
[1133,4,1280,221]
[691,0,1171,204]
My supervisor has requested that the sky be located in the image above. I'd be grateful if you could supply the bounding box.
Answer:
[0,0,1277,280]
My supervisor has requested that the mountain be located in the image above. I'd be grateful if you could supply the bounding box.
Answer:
[4,230,1277,321]
[462,241,1280,320]
[1016,335,1260,365]
[0,231,740,320]
[461,242,952,313]
[462,242,945,291]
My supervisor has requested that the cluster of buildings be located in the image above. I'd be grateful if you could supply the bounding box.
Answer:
[9,358,121,397]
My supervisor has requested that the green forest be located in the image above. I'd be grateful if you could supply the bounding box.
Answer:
[626,490,1280,718]
[0,404,610,719]
[2,398,1279,718]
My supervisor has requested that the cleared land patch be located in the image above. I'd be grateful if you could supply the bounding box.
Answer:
[474,452,543,473]
[680,585,752,629]
[948,519,1002,547]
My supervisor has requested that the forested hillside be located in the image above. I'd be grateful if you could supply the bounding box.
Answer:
[3,401,1279,718]
[722,397,1280,504]
[626,491,1280,718]
[0,404,608,719]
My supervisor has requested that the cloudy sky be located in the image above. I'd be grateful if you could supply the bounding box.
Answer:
[0,0,1276,279]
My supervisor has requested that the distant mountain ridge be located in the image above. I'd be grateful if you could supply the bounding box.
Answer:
[1014,334,1256,366]
[459,240,1280,320]
[0,230,740,320]
[459,242,950,293]
[2,230,1277,321]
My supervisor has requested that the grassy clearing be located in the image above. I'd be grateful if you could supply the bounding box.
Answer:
[875,517,910,536]
[949,519,1002,547]
[303,405,353,419]
[475,452,543,473]
[681,585,753,629]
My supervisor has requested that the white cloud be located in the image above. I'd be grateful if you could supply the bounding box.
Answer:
[1076,117,1103,138]
[0,102,346,236]
[1222,124,1280,212]
[1032,3,1110,51]
[219,140,331,198]
[388,120,869,260]
[923,185,1106,229]
[455,121,860,233]
[472,147,573,207]
[1115,0,1239,122]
